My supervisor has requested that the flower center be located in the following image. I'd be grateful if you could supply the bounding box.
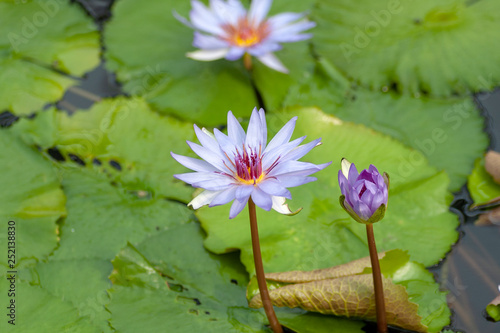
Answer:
[234,146,264,185]
[223,18,269,47]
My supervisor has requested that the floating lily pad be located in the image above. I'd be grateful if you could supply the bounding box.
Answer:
[12,97,198,202]
[468,157,500,203]
[312,0,500,97]
[197,108,458,275]
[284,62,488,190]
[107,222,363,333]
[0,130,65,268]
[0,278,98,332]
[18,259,113,332]
[0,0,100,115]
[50,167,193,261]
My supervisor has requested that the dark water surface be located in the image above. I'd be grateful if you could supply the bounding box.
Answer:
[61,1,500,332]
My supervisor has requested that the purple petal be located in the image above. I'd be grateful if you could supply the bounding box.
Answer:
[258,108,267,149]
[247,41,282,57]
[370,191,386,213]
[209,186,238,206]
[227,111,246,147]
[278,176,317,187]
[245,107,266,149]
[235,185,254,201]
[269,160,330,177]
[258,180,292,199]
[251,187,273,211]
[173,10,195,29]
[256,53,288,73]
[347,163,359,186]
[174,171,219,184]
[193,32,230,49]
[281,138,321,163]
[267,12,304,28]
[192,178,233,191]
[269,19,316,39]
[194,125,219,152]
[262,136,306,170]
[225,46,246,60]
[264,116,297,153]
[354,200,372,220]
[190,0,225,35]
[269,32,313,43]
[358,169,374,183]
[171,152,218,172]
[229,199,248,219]
[213,128,238,156]
[248,0,272,25]
[338,170,348,196]
[210,0,246,25]
[186,141,227,172]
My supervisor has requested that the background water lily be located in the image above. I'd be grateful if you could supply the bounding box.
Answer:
[172,107,330,218]
[175,0,316,73]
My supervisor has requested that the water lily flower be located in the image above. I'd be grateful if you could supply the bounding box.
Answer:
[172,108,330,218]
[338,159,389,224]
[174,0,316,73]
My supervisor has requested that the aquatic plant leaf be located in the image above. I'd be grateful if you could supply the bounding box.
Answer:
[468,157,500,204]
[199,107,458,274]
[0,0,100,115]
[486,295,500,321]
[18,259,113,332]
[0,130,65,268]
[250,275,427,332]
[107,223,361,333]
[49,167,192,261]
[248,250,449,333]
[284,62,488,191]
[0,278,98,332]
[12,97,197,202]
[312,0,500,97]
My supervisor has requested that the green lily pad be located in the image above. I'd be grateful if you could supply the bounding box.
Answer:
[486,295,500,321]
[468,157,500,203]
[107,222,362,332]
[0,130,65,268]
[197,107,458,274]
[312,0,500,97]
[18,259,113,332]
[284,61,488,191]
[50,167,193,261]
[0,278,98,332]
[12,97,198,202]
[0,0,100,115]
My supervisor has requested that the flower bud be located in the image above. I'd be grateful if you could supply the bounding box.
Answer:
[338,159,389,224]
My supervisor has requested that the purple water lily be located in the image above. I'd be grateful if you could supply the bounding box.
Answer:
[174,0,315,73]
[172,108,330,219]
[338,159,389,224]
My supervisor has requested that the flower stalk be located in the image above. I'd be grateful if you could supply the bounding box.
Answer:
[366,223,387,333]
[243,53,253,71]
[248,198,283,333]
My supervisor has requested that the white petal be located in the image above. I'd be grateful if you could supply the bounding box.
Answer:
[264,116,297,153]
[245,107,265,149]
[267,12,304,29]
[341,158,352,179]
[257,53,289,73]
[271,196,302,215]
[193,32,230,49]
[188,190,221,209]
[229,199,248,219]
[190,0,225,35]
[227,111,246,147]
[187,48,230,61]
[210,0,246,25]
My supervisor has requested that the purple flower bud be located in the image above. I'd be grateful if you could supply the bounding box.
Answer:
[338,159,389,224]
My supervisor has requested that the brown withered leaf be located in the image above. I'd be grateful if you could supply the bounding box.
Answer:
[264,252,386,283]
[249,275,427,332]
[476,206,500,226]
[485,151,500,184]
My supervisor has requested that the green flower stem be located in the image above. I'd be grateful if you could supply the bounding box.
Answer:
[243,53,253,72]
[248,198,283,333]
[366,223,387,333]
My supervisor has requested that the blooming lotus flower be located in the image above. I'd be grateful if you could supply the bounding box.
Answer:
[172,108,330,219]
[338,159,389,224]
[174,0,316,73]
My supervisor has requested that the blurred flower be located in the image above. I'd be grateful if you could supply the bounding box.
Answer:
[172,108,330,218]
[338,159,389,224]
[174,0,315,73]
